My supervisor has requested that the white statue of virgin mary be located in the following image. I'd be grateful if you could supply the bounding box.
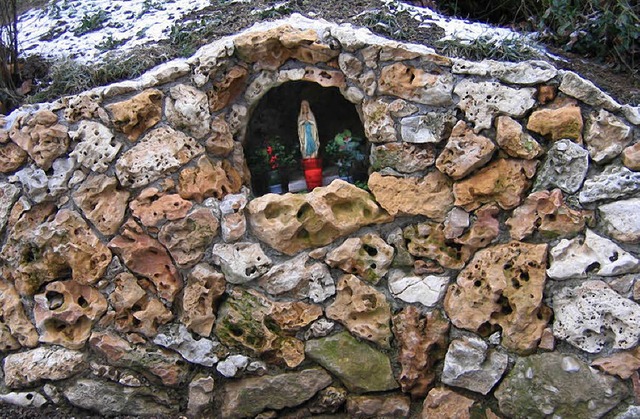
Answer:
[298,100,320,159]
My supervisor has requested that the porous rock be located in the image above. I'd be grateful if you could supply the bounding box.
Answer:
[158,208,220,268]
[9,109,69,170]
[206,115,235,156]
[129,187,192,227]
[165,84,211,139]
[399,111,455,144]
[207,65,249,112]
[370,142,436,173]
[72,174,130,236]
[403,221,473,270]
[258,252,335,301]
[444,241,550,353]
[553,280,640,353]
[0,181,19,233]
[211,242,271,284]
[599,198,640,243]
[153,324,221,367]
[388,269,449,307]
[325,233,394,284]
[0,280,38,350]
[579,165,640,204]
[3,346,85,388]
[377,62,454,106]
[346,394,411,418]
[421,387,475,419]
[362,98,397,143]
[180,263,226,337]
[0,142,27,173]
[495,115,542,159]
[62,92,108,123]
[533,139,589,194]
[178,156,242,202]
[69,121,121,172]
[435,120,496,179]
[220,193,248,242]
[0,391,47,408]
[107,89,163,141]
[527,103,584,143]
[585,109,632,163]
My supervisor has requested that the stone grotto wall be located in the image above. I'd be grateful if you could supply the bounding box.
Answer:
[1,14,640,418]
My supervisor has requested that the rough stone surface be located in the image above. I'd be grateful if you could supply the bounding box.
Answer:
[436,121,496,179]
[399,112,455,144]
[454,80,536,131]
[0,391,47,408]
[187,376,215,418]
[107,89,163,141]
[592,348,640,379]
[444,241,550,353]
[158,208,219,268]
[527,103,584,143]
[421,387,475,419]
[599,198,640,243]
[220,193,248,242]
[370,142,436,173]
[72,174,129,236]
[533,139,589,194]
[115,126,204,188]
[441,335,508,395]
[325,234,394,284]
[585,109,632,163]
[222,369,332,419]
[579,165,640,204]
[3,346,85,388]
[62,91,108,123]
[553,280,640,353]
[547,229,639,279]
[362,98,397,143]
[368,171,453,220]
[559,71,621,111]
[211,242,271,284]
[165,84,211,139]
[388,269,449,307]
[326,274,392,346]
[153,324,221,367]
[247,180,392,255]
[178,155,242,202]
[9,109,69,170]
[392,307,449,397]
[622,142,640,171]
[495,115,543,159]
[69,121,121,172]
[258,252,333,300]
[0,142,27,173]
[377,62,454,106]
[453,159,537,211]
[207,65,248,110]
[403,222,472,270]
[129,187,192,227]
[346,394,411,418]
[305,331,398,393]
[0,280,38,350]
[180,263,226,337]
[206,115,234,156]
[495,352,627,419]
[0,181,19,234]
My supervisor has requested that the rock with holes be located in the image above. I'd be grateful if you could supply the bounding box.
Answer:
[421,387,476,419]
[495,115,543,159]
[444,241,550,354]
[622,142,640,171]
[553,280,640,353]
[326,274,392,347]
[495,352,627,419]
[527,103,584,143]
[180,263,226,337]
[0,391,47,408]
[370,142,436,173]
[454,80,536,132]
[178,156,242,202]
[403,222,473,270]
[585,109,632,163]
[247,180,392,255]
[436,121,496,179]
[33,280,107,350]
[388,270,449,307]
[441,335,508,395]
[547,229,639,279]
[107,89,163,141]
[62,91,108,123]
[377,62,454,106]
[0,142,27,173]
[165,84,211,139]
[129,187,192,228]
[454,204,500,250]
[72,174,130,236]
[158,208,219,268]
[108,219,182,302]
[153,324,222,367]
[533,139,589,194]
[69,121,121,172]
[207,65,248,111]
[206,115,234,156]
[220,193,248,242]
[9,109,69,170]
[3,346,86,388]
[115,126,204,188]
[392,307,449,397]
[0,279,37,351]
[234,25,293,70]
[346,394,411,419]
[0,181,19,234]
[368,171,453,221]
[301,67,346,88]
[325,234,394,284]
[399,112,456,144]
[362,99,397,143]
[211,242,271,284]
[599,198,640,243]
[579,165,640,204]
[282,28,340,64]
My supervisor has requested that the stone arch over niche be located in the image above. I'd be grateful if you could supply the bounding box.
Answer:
[244,81,368,195]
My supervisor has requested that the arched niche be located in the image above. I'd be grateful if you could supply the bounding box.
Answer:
[244,81,368,196]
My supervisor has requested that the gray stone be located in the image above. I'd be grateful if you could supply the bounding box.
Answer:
[553,280,640,353]
[63,378,173,416]
[222,369,332,418]
[452,59,557,85]
[306,263,336,303]
[346,394,411,418]
[599,198,640,243]
[259,252,310,295]
[211,242,272,284]
[623,105,640,125]
[495,352,627,419]
[579,165,640,204]
[441,335,508,395]
[12,165,48,203]
[325,234,395,285]
[153,324,221,367]
[304,318,336,340]
[400,112,455,144]
[69,121,121,172]
[387,270,449,307]
[187,375,215,418]
[616,406,640,419]
[0,391,47,408]
[47,157,76,197]
[386,227,414,267]
[585,109,633,163]
[0,181,19,233]
[3,346,86,388]
[534,139,589,194]
[559,71,621,111]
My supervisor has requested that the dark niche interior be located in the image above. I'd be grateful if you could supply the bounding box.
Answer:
[244,81,368,196]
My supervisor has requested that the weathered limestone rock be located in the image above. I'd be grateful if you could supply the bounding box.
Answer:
[211,242,271,284]
[495,352,627,419]
[63,378,173,416]
[579,165,640,204]
[452,59,557,84]
[553,280,640,353]
[129,187,192,228]
[0,142,27,173]
[305,331,398,393]
[392,307,449,397]
[441,335,508,395]
[0,280,38,350]
[247,180,392,255]
[386,227,414,268]
[62,92,108,122]
[436,121,496,179]
[115,126,204,188]
[215,287,320,367]
[444,241,550,353]
[421,387,475,419]
[220,193,247,242]
[107,89,163,141]
[69,121,121,172]
[378,62,454,106]
[301,66,346,87]
[9,109,69,170]
[585,109,632,163]
[622,142,640,170]
[403,222,473,270]
[346,394,411,418]
[72,174,130,236]
[362,98,397,143]
[325,234,394,284]
[216,354,249,378]
[208,65,249,112]
[11,165,48,203]
[0,181,19,233]
[258,253,335,302]
[592,348,640,379]
[399,112,455,144]
[3,346,85,388]
[180,263,226,336]
[0,391,47,408]
[222,369,332,419]
[547,229,639,279]
[234,25,293,70]
[506,189,591,240]
[153,324,222,367]
[158,208,219,268]
[527,103,584,143]
[33,280,107,349]
[454,80,536,131]
[559,71,621,111]
[533,139,589,194]
[388,270,449,307]
[206,115,234,156]
[326,274,392,346]
[453,204,500,250]
[599,198,640,243]
[370,142,436,173]
[453,159,537,211]
[165,84,211,139]
[108,220,182,302]
[1,209,112,295]
[368,171,453,220]
[495,115,543,159]
[187,376,215,418]
[178,156,242,202]
[443,207,469,239]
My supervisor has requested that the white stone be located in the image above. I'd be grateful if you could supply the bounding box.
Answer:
[444,207,470,239]
[547,229,639,280]
[599,198,640,243]
[362,98,397,143]
[165,84,211,139]
[259,252,310,294]
[306,263,336,303]
[216,355,250,378]
[559,71,621,112]
[69,121,121,172]
[553,280,640,353]
[622,105,640,125]
[153,324,221,367]
[579,165,640,204]
[189,37,235,87]
[139,59,191,87]
[0,391,47,408]
[12,165,48,203]
[533,139,589,194]
[3,346,85,388]
[245,71,279,105]
[47,157,76,197]
[388,270,449,307]
[561,356,581,373]
[585,109,632,163]
[211,242,272,284]
[0,181,19,233]
[304,318,336,340]
[492,60,558,85]
[400,112,455,144]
